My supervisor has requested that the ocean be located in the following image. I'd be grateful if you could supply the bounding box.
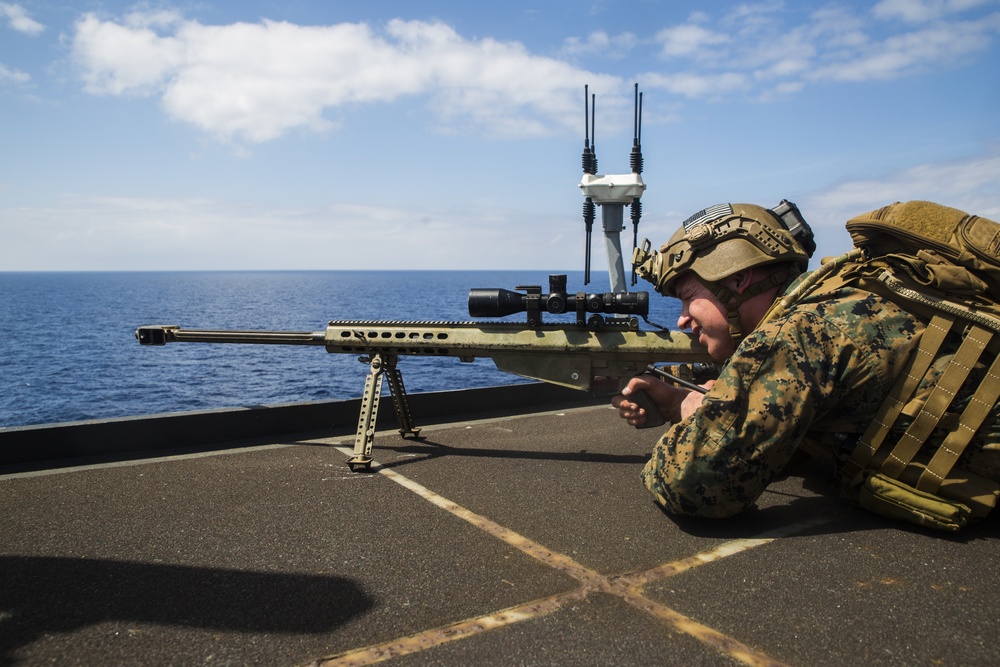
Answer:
[0,271,682,428]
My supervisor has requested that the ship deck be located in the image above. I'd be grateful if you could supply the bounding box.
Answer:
[2,390,998,666]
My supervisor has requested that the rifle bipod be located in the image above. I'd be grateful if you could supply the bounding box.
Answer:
[347,352,423,471]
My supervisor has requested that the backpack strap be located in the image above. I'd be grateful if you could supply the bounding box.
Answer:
[758,250,863,327]
[879,321,990,478]
[844,312,953,478]
[917,336,1000,494]
[839,270,1000,520]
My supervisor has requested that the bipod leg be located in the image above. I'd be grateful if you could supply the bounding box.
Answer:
[383,354,422,440]
[347,353,387,471]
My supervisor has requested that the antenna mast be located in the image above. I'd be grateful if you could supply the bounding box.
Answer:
[581,86,597,285]
[629,84,643,285]
[578,83,647,292]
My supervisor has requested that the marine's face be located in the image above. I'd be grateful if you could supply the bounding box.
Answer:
[674,274,736,361]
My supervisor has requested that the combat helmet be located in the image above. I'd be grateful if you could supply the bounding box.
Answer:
[633,200,815,345]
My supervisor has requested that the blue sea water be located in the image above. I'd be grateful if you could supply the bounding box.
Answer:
[0,271,682,428]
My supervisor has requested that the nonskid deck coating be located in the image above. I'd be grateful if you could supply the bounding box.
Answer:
[1,404,998,666]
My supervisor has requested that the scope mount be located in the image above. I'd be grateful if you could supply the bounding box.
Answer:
[515,284,641,331]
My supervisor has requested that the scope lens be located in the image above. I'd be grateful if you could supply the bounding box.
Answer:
[468,288,525,317]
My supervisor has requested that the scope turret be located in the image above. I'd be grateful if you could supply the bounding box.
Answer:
[468,274,648,330]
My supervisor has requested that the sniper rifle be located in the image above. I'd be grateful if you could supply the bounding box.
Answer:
[136,84,714,469]
[136,273,712,470]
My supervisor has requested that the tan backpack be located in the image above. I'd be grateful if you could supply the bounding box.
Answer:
[829,201,1000,530]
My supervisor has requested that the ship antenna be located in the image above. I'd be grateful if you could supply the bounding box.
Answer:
[629,84,644,285]
[581,86,597,285]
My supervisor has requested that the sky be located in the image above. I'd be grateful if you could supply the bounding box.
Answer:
[1,0,998,277]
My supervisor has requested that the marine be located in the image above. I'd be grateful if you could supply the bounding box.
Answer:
[614,200,1000,530]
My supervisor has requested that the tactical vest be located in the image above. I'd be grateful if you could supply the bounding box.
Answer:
[771,201,1000,530]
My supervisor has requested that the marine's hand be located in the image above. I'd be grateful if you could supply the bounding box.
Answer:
[612,376,676,427]
[611,376,713,427]
[680,379,714,420]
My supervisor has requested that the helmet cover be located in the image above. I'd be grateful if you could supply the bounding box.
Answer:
[634,203,811,296]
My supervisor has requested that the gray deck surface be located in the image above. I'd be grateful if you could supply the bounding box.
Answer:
[2,404,998,666]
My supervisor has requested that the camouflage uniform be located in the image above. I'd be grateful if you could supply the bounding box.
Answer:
[641,268,1000,517]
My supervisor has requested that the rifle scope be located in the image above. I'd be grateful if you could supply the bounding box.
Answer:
[468,274,649,328]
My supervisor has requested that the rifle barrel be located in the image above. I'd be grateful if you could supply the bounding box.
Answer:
[136,325,326,346]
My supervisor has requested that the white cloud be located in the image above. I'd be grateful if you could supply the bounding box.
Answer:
[805,151,1000,232]
[779,149,1000,261]
[563,30,610,57]
[63,5,1000,144]
[0,62,30,83]
[655,23,728,58]
[72,13,186,96]
[561,30,637,60]
[71,12,620,144]
[0,2,44,36]
[873,0,997,23]
[810,11,1000,81]
[642,2,999,101]
[642,71,749,99]
[720,1,786,35]
[4,149,996,271]
[0,194,573,271]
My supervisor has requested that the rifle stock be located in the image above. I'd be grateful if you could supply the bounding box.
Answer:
[136,320,711,469]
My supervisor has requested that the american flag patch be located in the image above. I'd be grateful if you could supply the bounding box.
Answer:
[682,203,733,230]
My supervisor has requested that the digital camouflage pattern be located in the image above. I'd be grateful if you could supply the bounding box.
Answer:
[641,268,1000,517]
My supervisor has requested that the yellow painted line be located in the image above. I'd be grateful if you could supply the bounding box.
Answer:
[617,590,791,667]
[379,467,605,586]
[310,590,587,667]
[321,447,830,667]
[333,447,604,585]
[617,512,843,588]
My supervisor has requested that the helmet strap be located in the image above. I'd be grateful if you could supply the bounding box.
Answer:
[696,264,802,348]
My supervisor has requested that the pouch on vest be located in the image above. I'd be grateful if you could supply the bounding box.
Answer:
[858,471,971,532]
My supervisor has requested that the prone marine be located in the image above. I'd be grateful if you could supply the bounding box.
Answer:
[614,200,1000,530]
